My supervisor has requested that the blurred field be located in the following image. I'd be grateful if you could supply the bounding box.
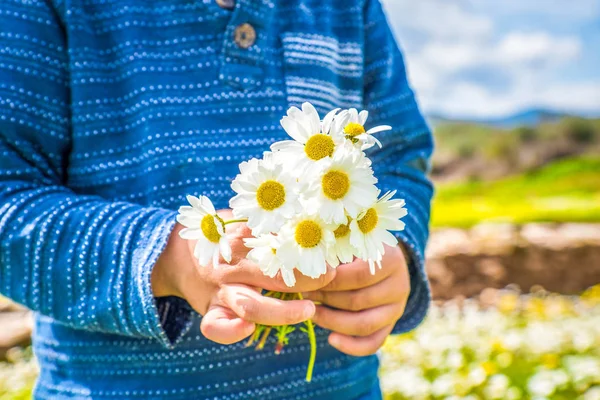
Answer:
[431,117,600,228]
[0,347,35,400]
[381,285,600,400]
[432,156,600,227]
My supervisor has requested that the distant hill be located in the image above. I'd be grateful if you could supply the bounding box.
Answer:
[431,116,600,183]
[428,109,568,128]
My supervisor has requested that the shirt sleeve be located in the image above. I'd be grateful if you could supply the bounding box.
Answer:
[362,0,434,333]
[0,0,193,347]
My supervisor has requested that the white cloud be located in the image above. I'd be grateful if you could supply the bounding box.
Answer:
[384,0,493,40]
[496,33,581,66]
[471,0,600,21]
[380,0,598,118]
[418,80,600,118]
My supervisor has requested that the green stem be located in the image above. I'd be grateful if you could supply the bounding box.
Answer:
[256,326,272,350]
[223,218,248,225]
[297,293,317,382]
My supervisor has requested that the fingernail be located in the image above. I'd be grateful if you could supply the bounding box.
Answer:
[303,302,316,319]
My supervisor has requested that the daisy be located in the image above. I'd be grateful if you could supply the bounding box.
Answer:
[304,149,378,225]
[270,102,345,174]
[329,216,357,267]
[244,234,297,287]
[177,195,231,267]
[332,108,391,150]
[229,153,301,236]
[277,214,337,279]
[349,190,408,274]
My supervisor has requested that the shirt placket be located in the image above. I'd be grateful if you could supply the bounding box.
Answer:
[217,0,275,91]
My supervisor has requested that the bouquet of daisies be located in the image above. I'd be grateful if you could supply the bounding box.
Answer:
[177,102,408,381]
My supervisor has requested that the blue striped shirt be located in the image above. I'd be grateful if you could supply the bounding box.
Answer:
[0,0,433,398]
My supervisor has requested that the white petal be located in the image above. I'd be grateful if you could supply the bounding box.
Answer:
[331,204,346,225]
[281,117,308,143]
[326,247,340,268]
[186,195,202,210]
[380,190,396,202]
[367,136,383,149]
[196,241,213,267]
[331,111,350,136]
[288,108,313,139]
[177,205,199,217]
[338,242,355,264]
[302,102,321,134]
[219,238,232,263]
[215,218,225,235]
[358,110,369,125]
[287,106,303,119]
[348,108,359,123]
[179,228,204,240]
[271,140,303,155]
[381,231,399,247]
[231,179,257,194]
[322,108,340,134]
[366,125,392,135]
[176,215,201,228]
[281,269,297,287]
[199,196,216,215]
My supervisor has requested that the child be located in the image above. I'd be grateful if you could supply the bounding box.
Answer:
[0,0,433,398]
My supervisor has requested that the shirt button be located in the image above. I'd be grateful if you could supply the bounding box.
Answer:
[215,0,235,10]
[234,23,256,49]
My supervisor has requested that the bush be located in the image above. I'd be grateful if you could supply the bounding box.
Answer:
[564,118,596,144]
[516,126,538,143]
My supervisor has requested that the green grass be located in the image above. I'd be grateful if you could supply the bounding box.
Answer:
[431,156,600,227]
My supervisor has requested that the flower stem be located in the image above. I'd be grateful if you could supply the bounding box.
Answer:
[297,293,317,382]
[256,326,272,350]
[223,218,248,225]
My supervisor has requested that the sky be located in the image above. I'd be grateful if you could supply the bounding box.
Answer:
[381,0,600,119]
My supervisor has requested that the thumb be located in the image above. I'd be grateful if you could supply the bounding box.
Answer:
[200,304,255,345]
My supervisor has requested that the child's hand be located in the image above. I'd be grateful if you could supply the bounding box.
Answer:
[152,211,336,345]
[302,244,410,356]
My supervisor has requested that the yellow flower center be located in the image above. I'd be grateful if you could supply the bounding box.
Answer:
[357,208,378,233]
[256,180,286,210]
[201,214,223,243]
[334,217,352,238]
[271,248,277,255]
[481,361,497,376]
[321,170,350,200]
[541,353,560,369]
[304,134,335,161]
[344,122,366,137]
[294,220,322,248]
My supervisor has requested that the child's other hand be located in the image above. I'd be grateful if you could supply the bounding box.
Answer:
[302,244,410,356]
[151,211,336,344]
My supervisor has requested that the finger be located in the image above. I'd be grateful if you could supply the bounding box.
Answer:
[312,302,404,337]
[303,273,409,311]
[318,258,393,292]
[328,324,394,357]
[223,261,337,293]
[221,284,316,326]
[200,305,256,345]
